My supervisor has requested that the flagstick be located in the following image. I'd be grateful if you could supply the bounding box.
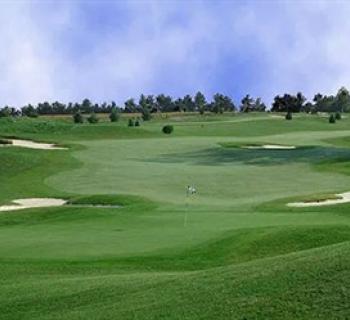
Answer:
[184,202,188,227]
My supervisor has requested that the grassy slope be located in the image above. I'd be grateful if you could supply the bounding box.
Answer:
[0,113,349,319]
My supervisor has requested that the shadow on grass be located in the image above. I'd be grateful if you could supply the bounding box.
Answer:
[143,146,350,166]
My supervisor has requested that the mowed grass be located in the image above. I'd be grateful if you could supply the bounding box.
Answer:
[0,113,350,319]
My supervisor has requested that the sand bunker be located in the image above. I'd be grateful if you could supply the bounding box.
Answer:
[287,192,350,207]
[1,139,67,150]
[0,198,122,212]
[0,198,67,212]
[242,144,296,150]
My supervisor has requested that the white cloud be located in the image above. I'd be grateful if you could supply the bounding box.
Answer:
[1,0,350,106]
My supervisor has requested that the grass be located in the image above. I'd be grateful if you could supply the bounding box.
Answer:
[0,112,349,319]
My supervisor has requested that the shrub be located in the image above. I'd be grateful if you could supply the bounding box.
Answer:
[128,118,134,127]
[73,111,84,123]
[335,112,342,120]
[285,112,292,120]
[162,125,174,134]
[109,109,120,122]
[329,114,336,123]
[87,113,99,124]
[135,119,141,127]
[141,108,152,121]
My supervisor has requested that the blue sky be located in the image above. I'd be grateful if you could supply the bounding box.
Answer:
[1,0,350,107]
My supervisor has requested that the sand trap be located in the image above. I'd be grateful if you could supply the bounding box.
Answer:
[242,144,296,150]
[287,192,350,207]
[1,139,67,150]
[0,198,122,212]
[0,198,67,212]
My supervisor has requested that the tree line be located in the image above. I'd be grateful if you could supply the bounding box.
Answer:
[1,87,350,118]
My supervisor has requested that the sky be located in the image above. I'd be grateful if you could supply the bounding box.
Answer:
[0,0,350,107]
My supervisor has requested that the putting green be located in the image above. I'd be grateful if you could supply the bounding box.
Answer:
[0,113,349,319]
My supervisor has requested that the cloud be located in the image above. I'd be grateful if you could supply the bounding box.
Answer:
[0,0,350,107]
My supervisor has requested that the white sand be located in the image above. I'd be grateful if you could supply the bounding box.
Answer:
[1,139,67,150]
[0,198,67,212]
[287,192,350,207]
[243,144,296,150]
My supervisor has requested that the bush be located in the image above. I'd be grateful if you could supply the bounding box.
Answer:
[87,113,99,124]
[135,119,141,127]
[73,111,84,123]
[141,108,152,121]
[329,114,336,123]
[128,118,134,127]
[285,112,292,120]
[162,125,174,134]
[335,112,342,120]
[109,109,120,122]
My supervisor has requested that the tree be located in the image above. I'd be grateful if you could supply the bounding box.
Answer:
[109,108,120,122]
[73,111,84,123]
[139,94,152,121]
[335,111,342,120]
[141,107,151,121]
[21,104,38,117]
[52,101,66,114]
[240,95,266,112]
[329,114,336,123]
[194,91,207,114]
[254,98,266,112]
[240,94,254,112]
[37,101,52,114]
[212,94,235,113]
[313,94,336,113]
[0,106,14,117]
[156,94,173,113]
[296,92,306,111]
[301,102,313,113]
[335,87,350,112]
[183,95,195,112]
[174,98,186,112]
[139,94,148,110]
[124,98,137,113]
[271,93,304,113]
[81,98,93,113]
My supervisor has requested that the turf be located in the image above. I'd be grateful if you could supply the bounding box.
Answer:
[0,113,349,319]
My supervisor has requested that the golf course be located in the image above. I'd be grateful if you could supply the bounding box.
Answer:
[0,112,349,319]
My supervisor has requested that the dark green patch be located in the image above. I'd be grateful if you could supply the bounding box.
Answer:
[146,145,350,166]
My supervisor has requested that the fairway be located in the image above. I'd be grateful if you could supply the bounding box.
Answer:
[0,113,350,319]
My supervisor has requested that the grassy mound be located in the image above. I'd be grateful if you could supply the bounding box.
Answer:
[0,242,348,319]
